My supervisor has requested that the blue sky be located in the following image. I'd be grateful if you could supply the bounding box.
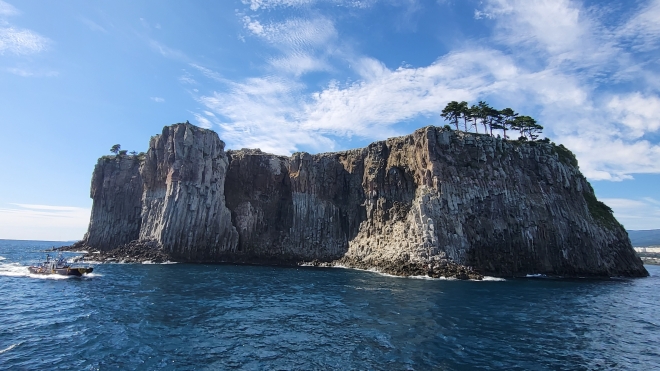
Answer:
[1,0,659,240]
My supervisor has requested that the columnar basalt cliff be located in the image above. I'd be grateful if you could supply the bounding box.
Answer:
[78,123,648,278]
[83,155,142,251]
[138,125,238,261]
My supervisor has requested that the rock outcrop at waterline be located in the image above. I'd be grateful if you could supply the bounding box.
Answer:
[75,123,648,278]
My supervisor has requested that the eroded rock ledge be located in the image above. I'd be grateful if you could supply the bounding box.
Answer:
[68,123,648,279]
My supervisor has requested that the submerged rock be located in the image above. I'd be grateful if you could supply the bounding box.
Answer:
[71,123,648,279]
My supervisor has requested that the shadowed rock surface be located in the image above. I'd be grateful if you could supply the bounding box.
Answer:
[82,155,142,251]
[72,123,648,278]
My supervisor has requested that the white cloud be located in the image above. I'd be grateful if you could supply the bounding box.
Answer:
[192,112,213,129]
[191,0,660,181]
[190,63,225,82]
[179,73,197,84]
[0,27,49,55]
[80,17,107,33]
[7,67,57,77]
[0,204,90,241]
[607,93,660,138]
[617,0,660,51]
[243,16,336,49]
[269,53,332,76]
[196,73,337,154]
[243,0,371,11]
[0,0,18,16]
[241,16,338,76]
[150,97,165,103]
[600,197,660,230]
[147,39,188,61]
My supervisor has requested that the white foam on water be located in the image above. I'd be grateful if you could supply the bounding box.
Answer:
[481,276,506,281]
[81,272,102,278]
[526,273,546,278]
[142,260,178,265]
[0,261,96,280]
[0,342,20,354]
[0,256,6,261]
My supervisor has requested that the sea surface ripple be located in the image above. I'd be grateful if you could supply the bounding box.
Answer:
[1,239,658,370]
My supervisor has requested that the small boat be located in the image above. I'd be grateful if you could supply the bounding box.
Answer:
[28,254,93,277]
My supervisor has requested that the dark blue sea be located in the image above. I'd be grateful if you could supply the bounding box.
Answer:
[1,240,658,370]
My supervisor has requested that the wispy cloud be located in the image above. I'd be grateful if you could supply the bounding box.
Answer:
[189,63,225,82]
[600,197,660,230]
[7,67,57,77]
[80,17,108,34]
[242,16,336,48]
[192,112,213,129]
[0,203,90,241]
[147,38,188,61]
[0,27,49,55]
[243,0,372,11]
[188,0,660,181]
[179,71,197,85]
[617,0,660,52]
[0,0,18,16]
[242,15,337,76]
[150,97,165,103]
[0,2,50,57]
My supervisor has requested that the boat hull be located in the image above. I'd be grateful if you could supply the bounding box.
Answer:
[28,266,93,276]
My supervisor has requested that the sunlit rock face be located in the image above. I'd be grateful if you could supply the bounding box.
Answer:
[83,155,142,251]
[81,123,648,277]
[138,124,238,261]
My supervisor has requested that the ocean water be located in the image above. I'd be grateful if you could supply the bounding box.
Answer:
[0,240,658,371]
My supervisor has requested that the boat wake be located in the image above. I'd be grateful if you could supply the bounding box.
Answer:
[0,261,100,280]
[0,342,20,354]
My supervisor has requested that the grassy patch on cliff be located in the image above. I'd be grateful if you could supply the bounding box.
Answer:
[584,191,619,227]
[553,144,578,167]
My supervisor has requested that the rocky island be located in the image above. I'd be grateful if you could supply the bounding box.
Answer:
[68,123,648,279]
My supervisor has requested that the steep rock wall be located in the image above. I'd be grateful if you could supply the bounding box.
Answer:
[83,155,143,251]
[339,128,644,277]
[224,127,645,277]
[80,123,647,277]
[224,149,367,261]
[139,124,238,260]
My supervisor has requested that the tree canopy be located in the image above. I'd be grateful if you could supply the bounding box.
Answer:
[110,144,121,155]
[440,101,544,140]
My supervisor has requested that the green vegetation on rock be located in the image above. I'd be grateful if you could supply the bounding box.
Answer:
[553,144,578,167]
[583,191,618,227]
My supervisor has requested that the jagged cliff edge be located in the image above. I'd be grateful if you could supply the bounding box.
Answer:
[74,123,648,278]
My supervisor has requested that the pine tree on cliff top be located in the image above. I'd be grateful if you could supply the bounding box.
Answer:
[441,101,462,131]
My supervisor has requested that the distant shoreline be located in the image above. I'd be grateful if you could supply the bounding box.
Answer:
[0,239,75,243]
[635,247,660,265]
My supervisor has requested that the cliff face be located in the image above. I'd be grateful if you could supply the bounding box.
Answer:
[224,149,367,261]
[83,155,142,251]
[139,124,238,260]
[337,128,643,277]
[81,123,647,277]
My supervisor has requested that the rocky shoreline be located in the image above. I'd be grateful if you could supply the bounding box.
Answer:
[62,240,173,264]
[60,240,484,279]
